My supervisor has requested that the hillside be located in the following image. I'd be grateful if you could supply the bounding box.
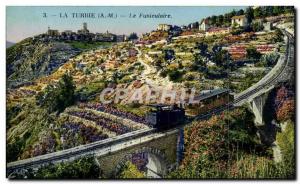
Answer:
[6,38,81,88]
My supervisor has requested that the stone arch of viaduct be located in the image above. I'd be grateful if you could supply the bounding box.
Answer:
[96,130,179,178]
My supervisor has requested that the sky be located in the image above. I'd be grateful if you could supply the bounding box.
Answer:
[7,6,246,43]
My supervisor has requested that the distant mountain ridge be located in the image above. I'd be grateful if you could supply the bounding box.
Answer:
[6,41,15,48]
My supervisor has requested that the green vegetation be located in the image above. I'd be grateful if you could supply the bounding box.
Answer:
[6,6,295,180]
[36,74,75,113]
[276,121,295,178]
[76,81,106,101]
[256,52,279,67]
[7,132,31,162]
[251,22,264,32]
[211,45,231,67]
[128,32,138,40]
[168,70,186,82]
[271,29,284,43]
[6,38,34,65]
[168,107,295,179]
[117,161,145,179]
[203,6,293,28]
[7,107,55,161]
[114,103,150,117]
[30,157,100,179]
[253,6,294,18]
[246,46,262,60]
[160,69,186,82]
[66,41,113,50]
[229,71,266,93]
[6,104,22,129]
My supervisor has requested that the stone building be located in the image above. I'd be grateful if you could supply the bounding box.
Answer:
[231,15,249,27]
[77,22,89,34]
[157,24,171,31]
[199,18,210,31]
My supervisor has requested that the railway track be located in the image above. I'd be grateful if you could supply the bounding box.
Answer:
[7,127,156,172]
[234,30,294,105]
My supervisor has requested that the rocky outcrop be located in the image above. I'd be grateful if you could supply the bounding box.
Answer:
[7,38,81,88]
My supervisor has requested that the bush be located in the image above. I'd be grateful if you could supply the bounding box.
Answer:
[272,29,284,43]
[76,81,105,101]
[7,137,26,162]
[251,22,264,32]
[32,157,100,179]
[168,107,290,179]
[36,74,75,113]
[117,161,145,179]
[259,52,279,67]
[276,121,295,178]
[168,70,185,82]
[246,46,262,60]
[276,99,295,122]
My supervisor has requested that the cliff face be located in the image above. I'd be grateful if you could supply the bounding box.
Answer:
[6,38,81,88]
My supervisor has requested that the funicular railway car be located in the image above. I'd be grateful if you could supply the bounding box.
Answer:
[146,104,185,130]
[185,88,233,116]
[145,89,233,130]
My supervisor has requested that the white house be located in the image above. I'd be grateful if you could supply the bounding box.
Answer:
[199,18,210,31]
[231,15,249,27]
[157,24,171,31]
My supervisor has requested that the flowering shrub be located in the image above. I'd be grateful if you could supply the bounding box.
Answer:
[274,85,295,122]
[276,99,295,122]
[60,121,108,149]
[67,110,133,135]
[168,107,267,179]
[79,103,147,125]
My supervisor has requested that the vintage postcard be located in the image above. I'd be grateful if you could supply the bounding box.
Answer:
[6,6,295,179]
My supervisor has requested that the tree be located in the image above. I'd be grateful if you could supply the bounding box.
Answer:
[211,15,217,25]
[192,54,206,71]
[265,6,274,16]
[236,9,245,16]
[276,122,295,178]
[254,7,263,18]
[284,6,294,14]
[276,99,295,122]
[245,7,254,24]
[128,32,138,40]
[33,157,100,179]
[164,49,175,61]
[57,74,76,112]
[229,9,237,17]
[231,26,243,35]
[216,15,224,26]
[212,44,222,53]
[211,45,230,66]
[118,161,145,179]
[273,6,283,16]
[168,107,258,179]
[246,46,262,60]
[195,42,208,56]
[168,70,185,82]
[224,13,232,26]
[272,28,284,43]
[36,74,75,113]
[251,22,264,32]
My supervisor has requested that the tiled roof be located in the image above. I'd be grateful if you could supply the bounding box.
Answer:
[232,15,246,19]
[200,18,209,24]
